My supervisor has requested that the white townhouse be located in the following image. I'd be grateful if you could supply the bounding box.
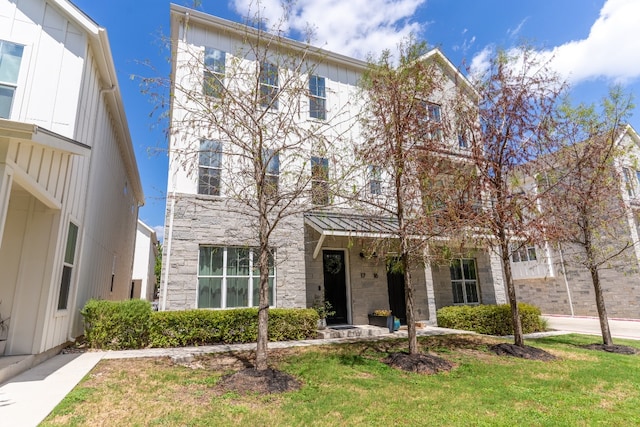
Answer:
[512,125,640,319]
[0,0,143,356]
[132,220,158,302]
[161,5,506,326]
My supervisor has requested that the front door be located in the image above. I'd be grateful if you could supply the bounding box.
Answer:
[323,250,348,324]
[387,266,407,324]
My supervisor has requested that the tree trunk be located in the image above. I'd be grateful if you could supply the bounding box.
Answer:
[589,266,613,346]
[402,252,418,355]
[255,244,270,370]
[501,240,524,347]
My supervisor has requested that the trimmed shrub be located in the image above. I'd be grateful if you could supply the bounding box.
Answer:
[436,303,544,335]
[81,299,319,349]
[148,308,319,348]
[81,299,152,350]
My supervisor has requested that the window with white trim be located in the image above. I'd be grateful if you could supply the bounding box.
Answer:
[198,140,222,196]
[198,246,275,308]
[263,148,280,195]
[311,156,329,205]
[259,62,278,109]
[450,258,479,304]
[511,245,537,263]
[0,40,24,119]
[203,47,225,97]
[58,223,78,310]
[623,167,636,197]
[368,165,382,195]
[309,75,326,120]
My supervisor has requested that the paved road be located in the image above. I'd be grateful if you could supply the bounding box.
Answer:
[543,315,640,340]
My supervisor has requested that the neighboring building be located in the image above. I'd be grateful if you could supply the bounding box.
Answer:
[0,0,143,356]
[132,220,159,302]
[161,5,506,325]
[512,125,640,319]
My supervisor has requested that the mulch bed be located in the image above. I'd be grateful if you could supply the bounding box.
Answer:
[214,368,302,394]
[383,352,454,374]
[581,344,639,355]
[489,343,556,361]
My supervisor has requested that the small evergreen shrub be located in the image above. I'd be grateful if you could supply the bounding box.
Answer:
[81,299,152,350]
[436,303,544,335]
[81,299,318,349]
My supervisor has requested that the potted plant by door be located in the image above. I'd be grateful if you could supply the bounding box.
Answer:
[312,298,335,330]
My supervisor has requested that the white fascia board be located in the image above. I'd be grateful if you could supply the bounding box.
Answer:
[49,1,145,206]
[0,119,91,156]
[169,4,369,73]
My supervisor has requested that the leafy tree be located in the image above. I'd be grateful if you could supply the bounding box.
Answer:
[153,5,354,370]
[358,40,470,354]
[540,87,635,346]
[154,242,162,299]
[455,47,565,347]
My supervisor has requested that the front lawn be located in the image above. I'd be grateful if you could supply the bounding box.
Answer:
[41,334,640,426]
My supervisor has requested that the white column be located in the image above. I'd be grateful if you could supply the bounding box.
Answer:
[489,249,507,304]
[423,247,438,325]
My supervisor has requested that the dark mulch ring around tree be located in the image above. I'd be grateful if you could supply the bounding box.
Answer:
[581,344,639,355]
[489,343,557,361]
[214,368,302,395]
[383,351,454,374]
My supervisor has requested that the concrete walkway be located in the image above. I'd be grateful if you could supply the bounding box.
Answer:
[0,319,637,426]
[543,315,640,340]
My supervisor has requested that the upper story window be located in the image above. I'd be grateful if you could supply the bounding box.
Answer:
[309,75,326,120]
[263,148,280,195]
[623,167,635,198]
[0,40,24,119]
[203,48,226,98]
[311,156,329,205]
[511,245,537,263]
[419,101,443,141]
[198,139,222,196]
[368,165,382,195]
[458,133,468,149]
[259,62,279,109]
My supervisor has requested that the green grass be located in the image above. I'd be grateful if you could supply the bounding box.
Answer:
[41,334,640,426]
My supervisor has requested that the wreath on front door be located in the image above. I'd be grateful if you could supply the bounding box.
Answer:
[324,254,343,275]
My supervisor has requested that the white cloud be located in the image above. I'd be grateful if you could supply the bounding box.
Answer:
[507,17,528,39]
[231,0,426,60]
[543,0,640,84]
[153,225,165,241]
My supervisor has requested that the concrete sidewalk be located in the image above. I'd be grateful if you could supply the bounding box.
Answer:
[543,315,640,340]
[0,319,637,426]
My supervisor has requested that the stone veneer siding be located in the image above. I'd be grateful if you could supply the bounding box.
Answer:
[161,194,307,310]
[515,245,640,319]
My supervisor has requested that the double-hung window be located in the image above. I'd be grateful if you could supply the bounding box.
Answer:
[512,245,537,263]
[198,140,222,196]
[260,62,278,109]
[311,156,329,205]
[203,48,225,97]
[368,165,382,195]
[198,246,275,308]
[623,167,636,197]
[450,258,479,304]
[263,148,280,195]
[419,101,443,141]
[0,40,24,119]
[58,223,79,310]
[309,75,326,120]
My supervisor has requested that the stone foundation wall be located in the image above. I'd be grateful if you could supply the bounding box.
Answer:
[161,194,306,310]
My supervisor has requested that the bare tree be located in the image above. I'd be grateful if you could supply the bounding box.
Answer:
[456,47,565,347]
[540,87,635,346]
[358,40,472,355]
[163,5,354,371]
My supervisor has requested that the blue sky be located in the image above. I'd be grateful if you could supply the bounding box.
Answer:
[71,0,640,240]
